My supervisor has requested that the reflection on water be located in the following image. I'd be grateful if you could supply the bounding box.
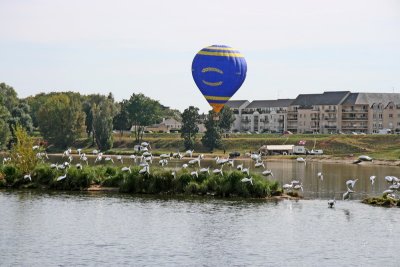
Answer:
[0,191,399,266]
[49,155,399,200]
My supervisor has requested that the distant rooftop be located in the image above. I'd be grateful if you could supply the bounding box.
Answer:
[342,93,400,105]
[291,91,351,106]
[245,99,294,109]
[225,100,249,109]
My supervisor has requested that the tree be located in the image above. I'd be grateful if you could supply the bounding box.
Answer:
[92,99,116,151]
[218,106,235,134]
[201,110,222,151]
[126,93,162,143]
[0,83,18,112]
[10,125,38,174]
[113,100,130,137]
[0,104,11,149]
[37,94,86,148]
[181,106,200,150]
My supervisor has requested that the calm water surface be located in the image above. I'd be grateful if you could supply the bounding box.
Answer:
[1,191,399,266]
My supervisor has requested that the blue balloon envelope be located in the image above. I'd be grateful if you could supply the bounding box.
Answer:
[192,45,247,113]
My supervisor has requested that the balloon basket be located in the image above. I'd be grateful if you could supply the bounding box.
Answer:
[212,114,220,121]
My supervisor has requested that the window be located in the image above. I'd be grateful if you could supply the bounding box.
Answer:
[389,114,393,118]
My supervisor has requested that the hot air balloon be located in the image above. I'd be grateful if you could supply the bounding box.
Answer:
[191,45,247,113]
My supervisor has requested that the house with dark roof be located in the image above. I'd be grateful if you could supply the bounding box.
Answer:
[224,100,250,132]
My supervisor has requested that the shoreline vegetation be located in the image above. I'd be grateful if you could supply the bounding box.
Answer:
[0,164,282,199]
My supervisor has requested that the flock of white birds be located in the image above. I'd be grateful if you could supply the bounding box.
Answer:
[4,143,400,206]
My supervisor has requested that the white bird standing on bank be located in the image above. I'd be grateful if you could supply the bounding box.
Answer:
[236,164,243,171]
[185,150,194,158]
[121,166,131,173]
[213,166,224,176]
[160,153,170,159]
[76,163,83,169]
[353,155,373,164]
[254,161,265,168]
[129,155,137,162]
[191,171,198,178]
[182,163,188,169]
[241,168,250,176]
[159,159,168,166]
[199,167,210,174]
[317,172,323,181]
[24,174,32,181]
[105,156,114,163]
[241,177,253,185]
[117,155,123,164]
[139,165,150,175]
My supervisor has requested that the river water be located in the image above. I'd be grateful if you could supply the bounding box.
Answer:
[2,157,400,266]
[0,191,399,266]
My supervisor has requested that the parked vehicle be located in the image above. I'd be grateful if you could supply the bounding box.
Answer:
[229,151,241,158]
[293,146,306,155]
[308,149,323,155]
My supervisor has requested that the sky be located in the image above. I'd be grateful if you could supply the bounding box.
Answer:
[0,0,399,112]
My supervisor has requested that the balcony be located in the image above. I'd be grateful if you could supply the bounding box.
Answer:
[342,125,368,129]
[325,117,337,121]
[325,109,337,112]
[342,109,368,113]
[324,125,337,129]
[342,117,368,121]
[241,119,251,123]
[311,117,319,120]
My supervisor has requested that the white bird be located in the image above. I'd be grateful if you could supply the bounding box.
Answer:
[388,184,400,191]
[144,156,153,164]
[139,162,149,167]
[346,179,358,190]
[159,159,168,166]
[160,153,170,159]
[342,189,354,200]
[250,153,262,161]
[236,164,243,171]
[296,157,306,165]
[262,170,274,177]
[182,163,188,169]
[254,161,265,168]
[227,159,234,167]
[241,168,250,176]
[328,198,336,208]
[213,167,224,176]
[50,163,58,169]
[81,156,88,165]
[293,184,303,192]
[129,155,137,162]
[188,158,201,167]
[370,175,376,185]
[317,172,323,181]
[185,149,194,158]
[216,157,230,166]
[76,163,83,169]
[139,165,150,175]
[63,162,70,168]
[382,189,394,197]
[32,145,40,150]
[23,174,32,181]
[68,155,73,163]
[241,177,253,185]
[105,156,114,163]
[290,180,302,186]
[94,155,102,163]
[92,149,99,155]
[121,166,132,173]
[172,152,183,159]
[2,157,11,164]
[353,155,373,164]
[116,155,123,164]
[141,142,149,147]
[142,151,152,157]
[191,171,198,178]
[171,171,177,179]
[77,148,82,156]
[199,167,210,174]
[56,174,67,181]
[282,183,293,190]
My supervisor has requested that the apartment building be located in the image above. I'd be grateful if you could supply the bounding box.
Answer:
[227,91,400,134]
[226,99,294,133]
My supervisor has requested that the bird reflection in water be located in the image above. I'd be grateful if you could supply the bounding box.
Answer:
[343,209,351,221]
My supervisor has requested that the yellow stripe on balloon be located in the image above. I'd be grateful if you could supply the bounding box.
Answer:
[197,51,244,57]
[204,95,231,101]
[205,46,237,51]
[202,80,223,87]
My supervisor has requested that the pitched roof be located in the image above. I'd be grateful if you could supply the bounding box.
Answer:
[225,100,249,109]
[291,91,350,106]
[342,93,400,105]
[245,99,294,109]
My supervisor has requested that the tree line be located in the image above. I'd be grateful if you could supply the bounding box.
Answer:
[0,82,234,152]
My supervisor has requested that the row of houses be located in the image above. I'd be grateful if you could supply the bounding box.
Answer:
[226,91,400,134]
[141,91,400,134]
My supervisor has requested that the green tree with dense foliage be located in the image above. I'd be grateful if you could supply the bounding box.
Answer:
[201,110,222,151]
[218,106,235,134]
[181,106,200,150]
[113,100,130,137]
[37,94,86,148]
[10,125,39,174]
[126,93,162,143]
[92,98,117,151]
[0,104,11,149]
[0,83,18,112]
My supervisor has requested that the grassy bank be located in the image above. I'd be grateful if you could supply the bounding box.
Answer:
[0,164,281,198]
[108,133,400,160]
[362,196,400,207]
